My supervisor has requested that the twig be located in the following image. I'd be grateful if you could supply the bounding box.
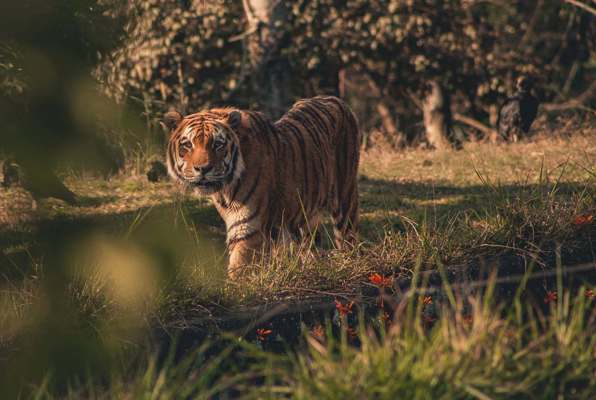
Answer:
[542,80,596,113]
[453,113,498,138]
[520,0,545,46]
[564,0,596,15]
[228,26,258,42]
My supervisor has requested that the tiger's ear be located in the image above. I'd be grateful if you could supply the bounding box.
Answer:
[227,110,242,130]
[160,110,183,133]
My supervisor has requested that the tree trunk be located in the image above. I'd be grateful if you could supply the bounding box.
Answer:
[242,0,292,119]
[376,101,405,147]
[422,80,453,150]
[362,73,405,147]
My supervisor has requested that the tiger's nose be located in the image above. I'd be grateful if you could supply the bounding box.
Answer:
[194,165,213,175]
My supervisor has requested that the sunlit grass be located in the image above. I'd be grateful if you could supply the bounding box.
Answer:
[1,122,594,397]
[1,128,594,318]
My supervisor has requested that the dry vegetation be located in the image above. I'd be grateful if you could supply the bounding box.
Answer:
[2,116,594,311]
[2,1,595,397]
[1,116,594,398]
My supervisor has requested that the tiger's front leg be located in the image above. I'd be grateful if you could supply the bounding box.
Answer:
[227,232,265,279]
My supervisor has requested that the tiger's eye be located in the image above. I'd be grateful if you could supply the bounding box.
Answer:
[178,141,191,157]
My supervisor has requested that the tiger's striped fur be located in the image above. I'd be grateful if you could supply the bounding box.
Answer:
[166,96,361,278]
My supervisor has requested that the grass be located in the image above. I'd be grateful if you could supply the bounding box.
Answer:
[0,116,595,397]
[252,286,596,399]
[1,121,594,315]
[28,279,596,399]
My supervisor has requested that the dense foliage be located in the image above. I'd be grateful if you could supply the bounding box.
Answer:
[98,0,245,114]
[99,0,594,139]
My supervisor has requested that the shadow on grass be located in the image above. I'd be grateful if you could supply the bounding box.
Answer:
[0,175,593,399]
[1,175,593,285]
[2,174,593,265]
[358,175,593,231]
[0,196,226,283]
[75,194,120,207]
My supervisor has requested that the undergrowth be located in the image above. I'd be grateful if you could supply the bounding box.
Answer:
[30,277,596,399]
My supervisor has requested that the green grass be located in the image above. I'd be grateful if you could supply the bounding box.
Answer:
[1,124,594,316]
[0,118,595,397]
[252,286,596,399]
[29,280,596,399]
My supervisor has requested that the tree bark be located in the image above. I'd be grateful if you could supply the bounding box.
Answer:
[242,0,292,119]
[362,73,405,146]
[376,101,405,147]
[422,81,453,150]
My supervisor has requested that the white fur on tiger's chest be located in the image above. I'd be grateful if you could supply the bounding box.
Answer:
[215,201,261,242]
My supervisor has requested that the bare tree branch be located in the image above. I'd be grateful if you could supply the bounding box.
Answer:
[543,80,596,113]
[362,73,405,145]
[453,113,499,139]
[565,0,596,15]
[520,0,544,46]
[406,89,423,110]
[376,102,405,146]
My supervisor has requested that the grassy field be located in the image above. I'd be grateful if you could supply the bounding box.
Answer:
[0,116,594,398]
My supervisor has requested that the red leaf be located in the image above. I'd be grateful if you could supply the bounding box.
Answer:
[256,328,273,341]
[544,291,557,304]
[335,299,354,316]
[573,214,593,226]
[369,273,393,288]
[380,311,392,325]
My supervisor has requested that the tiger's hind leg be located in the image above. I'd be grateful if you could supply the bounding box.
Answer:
[297,226,325,250]
[312,229,324,247]
[331,183,359,249]
[300,213,325,248]
[330,115,361,249]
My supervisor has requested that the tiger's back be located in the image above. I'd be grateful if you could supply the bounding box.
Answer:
[270,96,361,244]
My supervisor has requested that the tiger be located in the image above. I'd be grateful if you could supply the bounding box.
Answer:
[164,96,361,278]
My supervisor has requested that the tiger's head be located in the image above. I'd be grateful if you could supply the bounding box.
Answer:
[164,109,244,196]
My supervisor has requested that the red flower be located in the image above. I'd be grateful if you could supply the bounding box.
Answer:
[422,296,433,305]
[256,328,272,341]
[310,324,325,341]
[585,288,594,299]
[369,273,393,288]
[335,299,354,316]
[544,291,558,304]
[346,327,358,340]
[380,311,392,325]
[573,214,593,226]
